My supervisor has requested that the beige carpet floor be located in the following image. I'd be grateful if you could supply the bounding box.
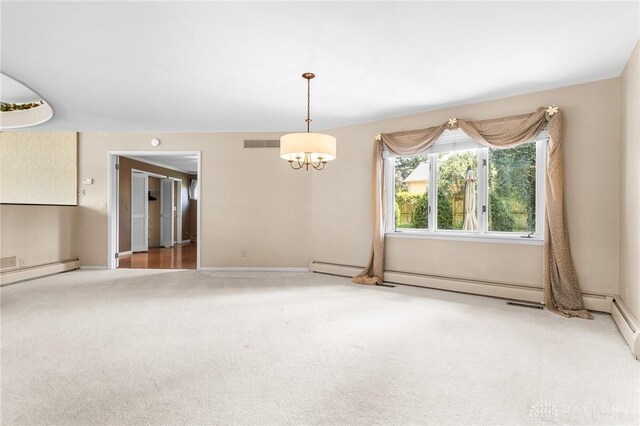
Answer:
[1,269,638,425]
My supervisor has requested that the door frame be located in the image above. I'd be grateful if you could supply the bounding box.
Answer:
[107,151,202,270]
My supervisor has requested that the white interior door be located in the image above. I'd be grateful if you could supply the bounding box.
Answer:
[160,178,175,248]
[131,173,149,252]
[175,180,182,243]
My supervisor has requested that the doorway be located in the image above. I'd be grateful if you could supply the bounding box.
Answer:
[107,151,201,270]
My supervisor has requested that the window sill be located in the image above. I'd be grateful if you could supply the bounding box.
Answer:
[386,231,544,245]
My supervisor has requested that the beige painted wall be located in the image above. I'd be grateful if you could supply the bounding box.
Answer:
[312,78,620,295]
[77,133,311,268]
[0,205,78,269]
[619,41,640,318]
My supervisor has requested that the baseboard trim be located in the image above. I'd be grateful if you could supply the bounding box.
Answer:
[200,267,308,272]
[0,259,80,286]
[118,251,132,258]
[179,239,191,244]
[308,261,613,313]
[79,266,109,270]
[610,297,640,359]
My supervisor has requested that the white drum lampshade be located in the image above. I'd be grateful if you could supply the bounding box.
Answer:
[280,132,337,163]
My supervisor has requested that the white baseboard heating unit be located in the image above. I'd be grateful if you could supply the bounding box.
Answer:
[0,259,80,286]
[308,261,612,313]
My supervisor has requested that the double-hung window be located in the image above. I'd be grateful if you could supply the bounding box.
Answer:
[384,129,547,243]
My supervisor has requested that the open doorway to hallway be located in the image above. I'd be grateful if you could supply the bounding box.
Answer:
[107,152,200,270]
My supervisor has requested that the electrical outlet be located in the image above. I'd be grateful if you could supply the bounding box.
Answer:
[240,249,247,258]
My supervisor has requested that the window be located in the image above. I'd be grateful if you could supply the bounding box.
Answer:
[385,129,546,242]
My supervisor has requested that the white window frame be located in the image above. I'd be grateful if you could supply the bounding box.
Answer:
[384,129,547,245]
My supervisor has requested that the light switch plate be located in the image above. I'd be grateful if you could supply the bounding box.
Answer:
[83,178,94,185]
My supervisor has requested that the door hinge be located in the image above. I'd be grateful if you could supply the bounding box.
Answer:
[115,163,120,170]
[482,159,487,167]
[482,205,487,214]
[115,252,119,259]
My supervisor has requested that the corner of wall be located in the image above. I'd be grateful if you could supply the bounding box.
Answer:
[618,40,640,320]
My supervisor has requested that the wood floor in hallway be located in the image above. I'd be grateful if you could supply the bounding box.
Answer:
[118,243,196,269]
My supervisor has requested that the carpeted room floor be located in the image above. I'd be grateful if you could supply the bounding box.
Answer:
[1,270,638,425]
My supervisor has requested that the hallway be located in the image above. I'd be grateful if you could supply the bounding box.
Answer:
[118,243,196,269]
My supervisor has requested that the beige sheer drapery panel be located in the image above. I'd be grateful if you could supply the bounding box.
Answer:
[353,107,591,319]
[352,124,447,285]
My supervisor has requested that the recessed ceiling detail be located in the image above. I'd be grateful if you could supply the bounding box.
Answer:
[0,73,53,129]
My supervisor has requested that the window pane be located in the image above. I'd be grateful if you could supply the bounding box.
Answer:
[436,150,478,231]
[394,155,429,230]
[488,143,536,233]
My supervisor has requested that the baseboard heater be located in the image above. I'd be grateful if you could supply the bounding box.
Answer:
[0,259,80,286]
[308,261,612,313]
[610,298,640,359]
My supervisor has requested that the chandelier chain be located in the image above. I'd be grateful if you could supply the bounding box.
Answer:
[306,77,311,133]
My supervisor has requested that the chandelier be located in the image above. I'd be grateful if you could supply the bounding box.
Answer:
[280,73,336,170]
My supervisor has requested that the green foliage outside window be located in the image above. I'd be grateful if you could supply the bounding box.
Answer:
[393,142,537,234]
[488,191,516,231]
[488,143,536,232]
[395,191,425,228]
[437,191,454,229]
[412,192,428,228]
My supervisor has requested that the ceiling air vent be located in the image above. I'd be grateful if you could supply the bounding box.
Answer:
[244,140,280,149]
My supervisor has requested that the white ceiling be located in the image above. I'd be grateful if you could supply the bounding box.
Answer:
[1,73,44,103]
[125,154,198,175]
[2,1,638,132]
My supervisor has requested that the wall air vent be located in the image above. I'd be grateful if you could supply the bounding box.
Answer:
[244,140,280,149]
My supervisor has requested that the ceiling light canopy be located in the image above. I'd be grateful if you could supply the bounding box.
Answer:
[280,73,336,171]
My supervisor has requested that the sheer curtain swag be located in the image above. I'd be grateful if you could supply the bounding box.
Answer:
[353,106,591,319]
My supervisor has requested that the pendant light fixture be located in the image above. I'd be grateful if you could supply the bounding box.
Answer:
[280,73,336,170]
